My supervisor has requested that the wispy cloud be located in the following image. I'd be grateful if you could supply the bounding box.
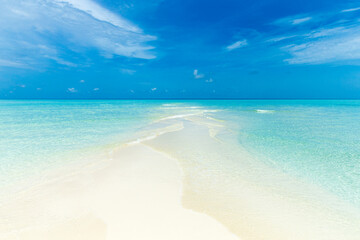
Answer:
[226,39,248,51]
[56,0,141,33]
[341,7,360,13]
[0,59,28,68]
[0,0,156,69]
[267,35,300,43]
[45,56,77,67]
[291,17,312,25]
[272,15,313,27]
[284,25,360,64]
[267,7,360,65]
[193,69,204,79]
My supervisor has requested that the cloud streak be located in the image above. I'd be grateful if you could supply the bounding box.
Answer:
[291,17,312,25]
[267,7,360,65]
[0,0,156,69]
[284,23,360,64]
[0,59,28,68]
[341,7,360,13]
[226,40,248,51]
[56,0,141,32]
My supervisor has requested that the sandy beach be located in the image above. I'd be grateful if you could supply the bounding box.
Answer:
[0,142,238,240]
[1,111,360,240]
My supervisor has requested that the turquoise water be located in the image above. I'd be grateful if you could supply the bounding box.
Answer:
[0,100,162,189]
[1,100,360,207]
[218,100,360,206]
[0,100,206,190]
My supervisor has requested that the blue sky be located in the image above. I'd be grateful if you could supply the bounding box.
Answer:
[1,0,360,98]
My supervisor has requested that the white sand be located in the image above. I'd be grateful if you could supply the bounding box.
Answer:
[144,118,360,240]
[3,114,360,240]
[0,144,239,240]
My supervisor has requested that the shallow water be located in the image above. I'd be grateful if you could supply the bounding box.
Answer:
[208,100,360,206]
[1,100,360,224]
[0,100,206,189]
[144,100,360,239]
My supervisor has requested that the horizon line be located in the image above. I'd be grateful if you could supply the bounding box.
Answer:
[1,98,360,100]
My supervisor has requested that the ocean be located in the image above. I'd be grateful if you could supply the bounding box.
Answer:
[1,99,360,238]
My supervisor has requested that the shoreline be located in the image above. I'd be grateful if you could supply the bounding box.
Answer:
[143,115,360,240]
[2,110,360,240]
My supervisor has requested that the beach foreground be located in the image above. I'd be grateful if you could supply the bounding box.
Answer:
[0,143,238,240]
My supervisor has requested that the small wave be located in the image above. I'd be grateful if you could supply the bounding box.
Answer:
[256,109,274,114]
[127,135,158,145]
[126,123,184,145]
[162,104,177,107]
[161,106,203,110]
[158,113,202,121]
[204,109,219,113]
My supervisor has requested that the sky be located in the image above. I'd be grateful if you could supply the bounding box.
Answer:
[1,0,360,99]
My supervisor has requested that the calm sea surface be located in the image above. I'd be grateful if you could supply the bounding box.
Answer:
[1,100,360,206]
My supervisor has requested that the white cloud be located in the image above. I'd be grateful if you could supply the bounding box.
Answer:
[269,8,360,65]
[284,25,360,64]
[306,27,346,39]
[193,69,204,79]
[93,88,100,91]
[205,78,214,83]
[151,87,157,91]
[267,35,300,42]
[0,59,28,68]
[341,7,360,13]
[226,39,248,51]
[46,56,77,67]
[0,0,156,69]
[67,87,77,93]
[80,80,85,83]
[291,17,312,25]
[55,0,141,33]
[273,15,313,26]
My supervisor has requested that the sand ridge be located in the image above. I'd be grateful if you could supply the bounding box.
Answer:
[0,143,239,240]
